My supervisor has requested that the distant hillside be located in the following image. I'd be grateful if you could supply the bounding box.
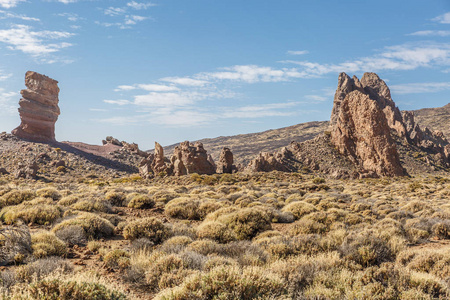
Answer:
[164,121,329,166]
[162,104,450,166]
[410,103,450,139]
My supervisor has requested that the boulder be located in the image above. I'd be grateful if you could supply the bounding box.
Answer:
[12,71,60,142]
[15,161,39,179]
[246,151,290,172]
[151,142,168,174]
[331,90,405,177]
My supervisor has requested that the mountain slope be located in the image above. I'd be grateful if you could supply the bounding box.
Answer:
[410,103,450,139]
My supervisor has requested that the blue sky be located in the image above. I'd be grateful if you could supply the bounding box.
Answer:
[0,0,449,149]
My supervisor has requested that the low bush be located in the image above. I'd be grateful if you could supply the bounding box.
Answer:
[123,217,171,243]
[127,194,155,209]
[31,231,67,258]
[0,190,35,208]
[52,213,114,239]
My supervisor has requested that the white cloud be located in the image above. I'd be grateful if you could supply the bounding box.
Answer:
[127,1,156,10]
[408,30,450,37]
[114,85,136,92]
[390,82,450,94]
[0,0,25,9]
[0,10,40,21]
[56,0,79,3]
[0,25,74,57]
[305,95,327,102]
[104,7,127,16]
[161,77,208,86]
[124,15,148,25]
[281,42,450,76]
[221,102,299,118]
[114,84,178,92]
[199,65,306,83]
[134,92,197,107]
[103,99,131,105]
[287,50,309,55]
[432,12,450,24]
[0,71,12,80]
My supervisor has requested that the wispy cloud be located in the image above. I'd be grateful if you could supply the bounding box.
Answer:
[57,12,81,22]
[281,42,450,75]
[103,99,131,105]
[56,0,79,4]
[0,71,12,81]
[160,77,208,86]
[0,0,25,9]
[408,30,450,37]
[104,7,127,17]
[127,1,156,10]
[0,10,40,21]
[0,25,74,58]
[390,82,450,94]
[432,12,450,24]
[114,83,178,92]
[287,50,308,55]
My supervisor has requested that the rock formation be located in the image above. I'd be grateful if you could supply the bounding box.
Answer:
[246,150,291,173]
[102,136,123,147]
[216,147,236,174]
[151,142,169,175]
[15,160,39,179]
[331,89,405,177]
[12,71,60,142]
[139,154,154,178]
[171,141,215,175]
[331,72,405,137]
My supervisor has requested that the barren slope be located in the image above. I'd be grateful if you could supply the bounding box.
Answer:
[410,103,450,139]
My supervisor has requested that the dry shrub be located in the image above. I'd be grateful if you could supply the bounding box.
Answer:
[54,225,87,246]
[28,279,126,300]
[15,257,72,283]
[289,219,327,235]
[31,231,67,258]
[52,213,114,239]
[123,217,171,243]
[103,249,130,270]
[71,199,112,213]
[431,221,450,239]
[0,190,35,208]
[127,194,155,209]
[1,201,62,225]
[0,225,32,265]
[154,265,287,300]
[58,195,79,206]
[214,207,272,240]
[36,188,61,200]
[197,221,236,243]
[165,197,225,220]
[105,191,126,207]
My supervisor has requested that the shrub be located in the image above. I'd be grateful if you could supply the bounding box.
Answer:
[28,279,127,300]
[282,201,317,220]
[31,231,67,258]
[15,257,72,282]
[56,166,66,173]
[36,188,61,200]
[165,197,201,220]
[154,266,287,300]
[123,217,171,243]
[0,190,35,207]
[127,194,155,209]
[197,221,237,243]
[54,225,87,246]
[1,203,62,225]
[432,221,450,239]
[105,191,126,207]
[71,200,112,213]
[58,195,79,206]
[215,208,272,240]
[104,249,130,270]
[52,213,114,239]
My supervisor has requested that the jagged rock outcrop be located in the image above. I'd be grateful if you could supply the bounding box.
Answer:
[331,90,405,177]
[171,141,215,175]
[139,153,154,178]
[216,147,236,174]
[331,72,405,137]
[246,150,291,173]
[12,71,60,142]
[151,142,169,174]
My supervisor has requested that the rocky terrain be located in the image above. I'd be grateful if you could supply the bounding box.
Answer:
[0,71,449,299]
[411,103,450,139]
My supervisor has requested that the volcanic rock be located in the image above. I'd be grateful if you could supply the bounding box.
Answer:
[171,141,215,175]
[15,160,39,179]
[330,72,406,137]
[246,151,291,173]
[12,71,60,142]
[331,90,405,177]
[151,142,168,174]
[103,136,123,147]
[216,147,236,174]
[139,154,154,178]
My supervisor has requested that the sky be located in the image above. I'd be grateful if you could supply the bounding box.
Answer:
[0,0,449,149]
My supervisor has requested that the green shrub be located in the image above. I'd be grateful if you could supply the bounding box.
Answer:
[1,202,62,225]
[71,200,112,213]
[123,217,171,243]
